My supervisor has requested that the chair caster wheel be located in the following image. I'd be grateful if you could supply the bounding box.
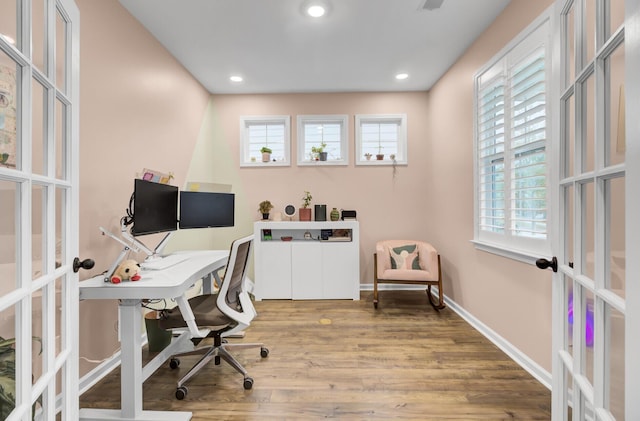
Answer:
[243,377,254,390]
[169,358,180,369]
[175,386,188,400]
[260,347,269,358]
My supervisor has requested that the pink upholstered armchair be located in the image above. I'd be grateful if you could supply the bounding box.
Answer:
[373,240,445,310]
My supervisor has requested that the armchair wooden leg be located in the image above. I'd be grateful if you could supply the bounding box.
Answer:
[373,253,379,309]
[427,285,446,310]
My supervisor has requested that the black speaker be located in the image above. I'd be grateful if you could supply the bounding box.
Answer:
[314,204,326,221]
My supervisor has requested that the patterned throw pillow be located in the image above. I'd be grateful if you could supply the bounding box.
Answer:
[390,244,421,270]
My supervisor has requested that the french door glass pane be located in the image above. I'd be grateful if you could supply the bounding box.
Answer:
[606,176,625,299]
[0,0,18,51]
[564,94,575,177]
[32,0,46,72]
[608,304,625,419]
[585,0,596,64]
[583,182,595,280]
[582,74,595,173]
[584,288,595,385]
[54,277,62,358]
[606,43,625,166]
[55,9,66,91]
[32,184,45,277]
[0,304,17,419]
[0,180,17,291]
[55,186,64,265]
[0,49,18,169]
[55,98,65,179]
[564,274,573,353]
[565,184,574,265]
[608,0,624,37]
[565,5,576,86]
[32,291,44,385]
[32,78,45,175]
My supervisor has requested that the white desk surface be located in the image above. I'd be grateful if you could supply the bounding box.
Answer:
[80,250,229,300]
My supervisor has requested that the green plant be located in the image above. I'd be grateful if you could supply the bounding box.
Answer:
[310,142,327,160]
[301,191,312,208]
[258,200,274,214]
[0,336,42,420]
[260,146,272,154]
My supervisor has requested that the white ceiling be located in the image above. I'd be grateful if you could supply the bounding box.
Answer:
[118,0,511,94]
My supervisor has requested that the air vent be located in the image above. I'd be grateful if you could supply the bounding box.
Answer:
[419,0,444,11]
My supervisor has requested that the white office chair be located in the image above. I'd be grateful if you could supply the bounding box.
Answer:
[159,234,268,400]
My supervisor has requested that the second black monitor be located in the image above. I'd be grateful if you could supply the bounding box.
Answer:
[179,191,235,229]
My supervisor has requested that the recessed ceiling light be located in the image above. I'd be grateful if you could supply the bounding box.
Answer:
[230,75,243,82]
[395,73,409,80]
[307,5,326,17]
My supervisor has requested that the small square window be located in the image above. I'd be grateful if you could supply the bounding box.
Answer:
[355,114,407,165]
[297,115,348,166]
[240,116,291,167]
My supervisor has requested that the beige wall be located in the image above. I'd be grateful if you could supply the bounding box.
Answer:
[73,0,557,377]
[426,0,554,369]
[76,0,210,374]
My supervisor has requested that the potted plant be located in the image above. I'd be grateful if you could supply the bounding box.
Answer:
[0,336,42,420]
[260,146,272,162]
[258,200,274,220]
[299,191,312,221]
[376,144,384,160]
[311,142,328,161]
[364,153,372,161]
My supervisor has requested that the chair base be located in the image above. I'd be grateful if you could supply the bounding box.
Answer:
[168,332,268,399]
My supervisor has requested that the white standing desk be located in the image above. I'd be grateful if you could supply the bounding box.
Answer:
[78,250,229,421]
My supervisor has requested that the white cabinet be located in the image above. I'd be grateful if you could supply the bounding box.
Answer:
[253,221,360,300]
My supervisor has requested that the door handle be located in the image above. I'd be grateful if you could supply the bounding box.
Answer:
[535,256,558,272]
[73,257,95,273]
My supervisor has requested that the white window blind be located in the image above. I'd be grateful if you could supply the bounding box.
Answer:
[474,17,549,258]
[240,116,290,166]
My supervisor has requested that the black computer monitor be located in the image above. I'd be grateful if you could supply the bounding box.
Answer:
[179,191,235,229]
[131,179,179,236]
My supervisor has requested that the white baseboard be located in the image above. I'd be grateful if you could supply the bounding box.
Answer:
[360,283,552,390]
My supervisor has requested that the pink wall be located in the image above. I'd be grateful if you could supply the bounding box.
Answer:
[426,0,554,370]
[73,0,556,378]
[76,0,210,375]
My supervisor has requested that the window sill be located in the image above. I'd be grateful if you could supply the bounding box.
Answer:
[297,160,348,167]
[356,160,407,166]
[240,161,290,168]
[470,240,547,265]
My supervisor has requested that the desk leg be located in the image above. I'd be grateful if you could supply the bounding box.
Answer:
[79,299,192,421]
[120,299,143,418]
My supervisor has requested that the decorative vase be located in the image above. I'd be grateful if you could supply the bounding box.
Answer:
[319,151,328,161]
[376,154,384,160]
[262,213,269,220]
[330,207,340,221]
[315,204,327,221]
[299,208,312,221]
[262,152,271,162]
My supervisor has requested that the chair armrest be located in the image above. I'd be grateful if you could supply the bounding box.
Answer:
[417,242,438,274]
[376,243,391,275]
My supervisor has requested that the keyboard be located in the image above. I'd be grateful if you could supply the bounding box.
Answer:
[141,254,189,270]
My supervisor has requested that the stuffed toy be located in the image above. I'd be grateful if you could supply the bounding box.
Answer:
[110,259,142,284]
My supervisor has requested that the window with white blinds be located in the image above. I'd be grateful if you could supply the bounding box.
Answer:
[240,116,291,167]
[297,115,348,165]
[474,17,550,258]
[355,114,407,165]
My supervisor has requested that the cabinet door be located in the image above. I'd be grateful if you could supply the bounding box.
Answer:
[256,242,292,299]
[292,242,323,299]
[322,243,359,299]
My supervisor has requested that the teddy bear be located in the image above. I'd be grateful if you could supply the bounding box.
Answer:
[110,259,142,284]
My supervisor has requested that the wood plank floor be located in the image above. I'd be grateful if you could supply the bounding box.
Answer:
[80,291,551,420]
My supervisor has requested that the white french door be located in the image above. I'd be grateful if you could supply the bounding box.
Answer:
[548,0,639,419]
[0,1,80,420]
